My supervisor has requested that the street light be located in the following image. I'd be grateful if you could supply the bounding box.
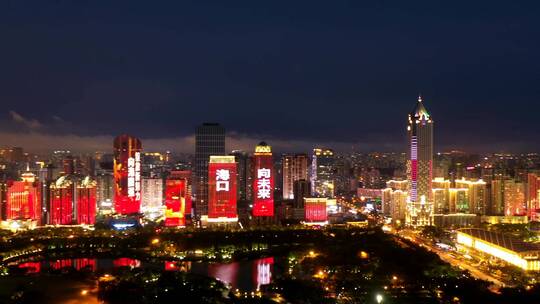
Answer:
[376,293,383,303]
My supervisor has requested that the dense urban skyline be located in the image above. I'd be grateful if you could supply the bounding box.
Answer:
[5,2,540,303]
[2,1,540,153]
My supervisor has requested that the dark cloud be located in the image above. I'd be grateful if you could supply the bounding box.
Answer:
[9,111,42,129]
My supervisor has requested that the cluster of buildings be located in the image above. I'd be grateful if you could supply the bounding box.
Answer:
[378,97,540,228]
[0,125,343,230]
[2,96,540,232]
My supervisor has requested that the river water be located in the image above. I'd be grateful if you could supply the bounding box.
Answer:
[15,256,284,291]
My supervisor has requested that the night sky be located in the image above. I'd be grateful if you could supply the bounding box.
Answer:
[1,1,540,153]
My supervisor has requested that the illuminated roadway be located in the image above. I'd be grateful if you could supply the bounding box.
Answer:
[390,229,509,291]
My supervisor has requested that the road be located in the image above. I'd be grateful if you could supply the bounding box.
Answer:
[392,229,509,291]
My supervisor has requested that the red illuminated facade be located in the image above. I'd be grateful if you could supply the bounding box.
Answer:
[18,262,41,274]
[164,179,187,226]
[253,257,273,289]
[304,198,327,222]
[50,176,74,225]
[5,171,41,222]
[167,170,192,225]
[49,176,97,225]
[208,156,237,222]
[113,134,142,215]
[113,257,141,268]
[252,142,274,217]
[76,178,97,225]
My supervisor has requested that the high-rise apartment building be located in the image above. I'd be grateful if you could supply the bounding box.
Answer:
[311,148,335,198]
[406,96,434,227]
[455,178,488,215]
[282,154,309,200]
[382,180,408,222]
[195,123,225,217]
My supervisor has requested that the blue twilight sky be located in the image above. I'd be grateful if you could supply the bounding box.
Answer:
[1,0,539,153]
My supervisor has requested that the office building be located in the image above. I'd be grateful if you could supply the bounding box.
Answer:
[195,123,225,217]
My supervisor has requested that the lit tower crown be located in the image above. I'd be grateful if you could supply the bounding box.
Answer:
[406,95,434,227]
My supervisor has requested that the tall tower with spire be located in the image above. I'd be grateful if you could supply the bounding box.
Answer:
[406,95,434,227]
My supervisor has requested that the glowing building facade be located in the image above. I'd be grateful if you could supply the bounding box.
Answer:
[49,175,96,225]
[252,142,274,217]
[141,177,163,212]
[5,171,41,222]
[382,180,408,222]
[75,177,97,225]
[457,228,540,271]
[406,96,434,227]
[164,179,187,226]
[113,134,142,215]
[304,197,327,223]
[527,173,540,219]
[504,180,526,216]
[169,170,192,221]
[208,156,237,223]
[49,176,74,225]
[455,178,488,215]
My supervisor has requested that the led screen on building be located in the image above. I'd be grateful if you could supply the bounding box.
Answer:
[165,179,186,227]
[304,198,327,223]
[113,135,142,215]
[252,142,274,217]
[208,156,237,222]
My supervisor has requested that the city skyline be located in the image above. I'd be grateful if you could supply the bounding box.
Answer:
[5,2,540,303]
[3,1,540,153]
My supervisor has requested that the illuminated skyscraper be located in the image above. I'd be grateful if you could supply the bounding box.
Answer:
[207,156,237,223]
[252,142,274,217]
[282,154,309,200]
[406,96,434,227]
[311,148,335,198]
[113,134,142,215]
[195,123,225,217]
